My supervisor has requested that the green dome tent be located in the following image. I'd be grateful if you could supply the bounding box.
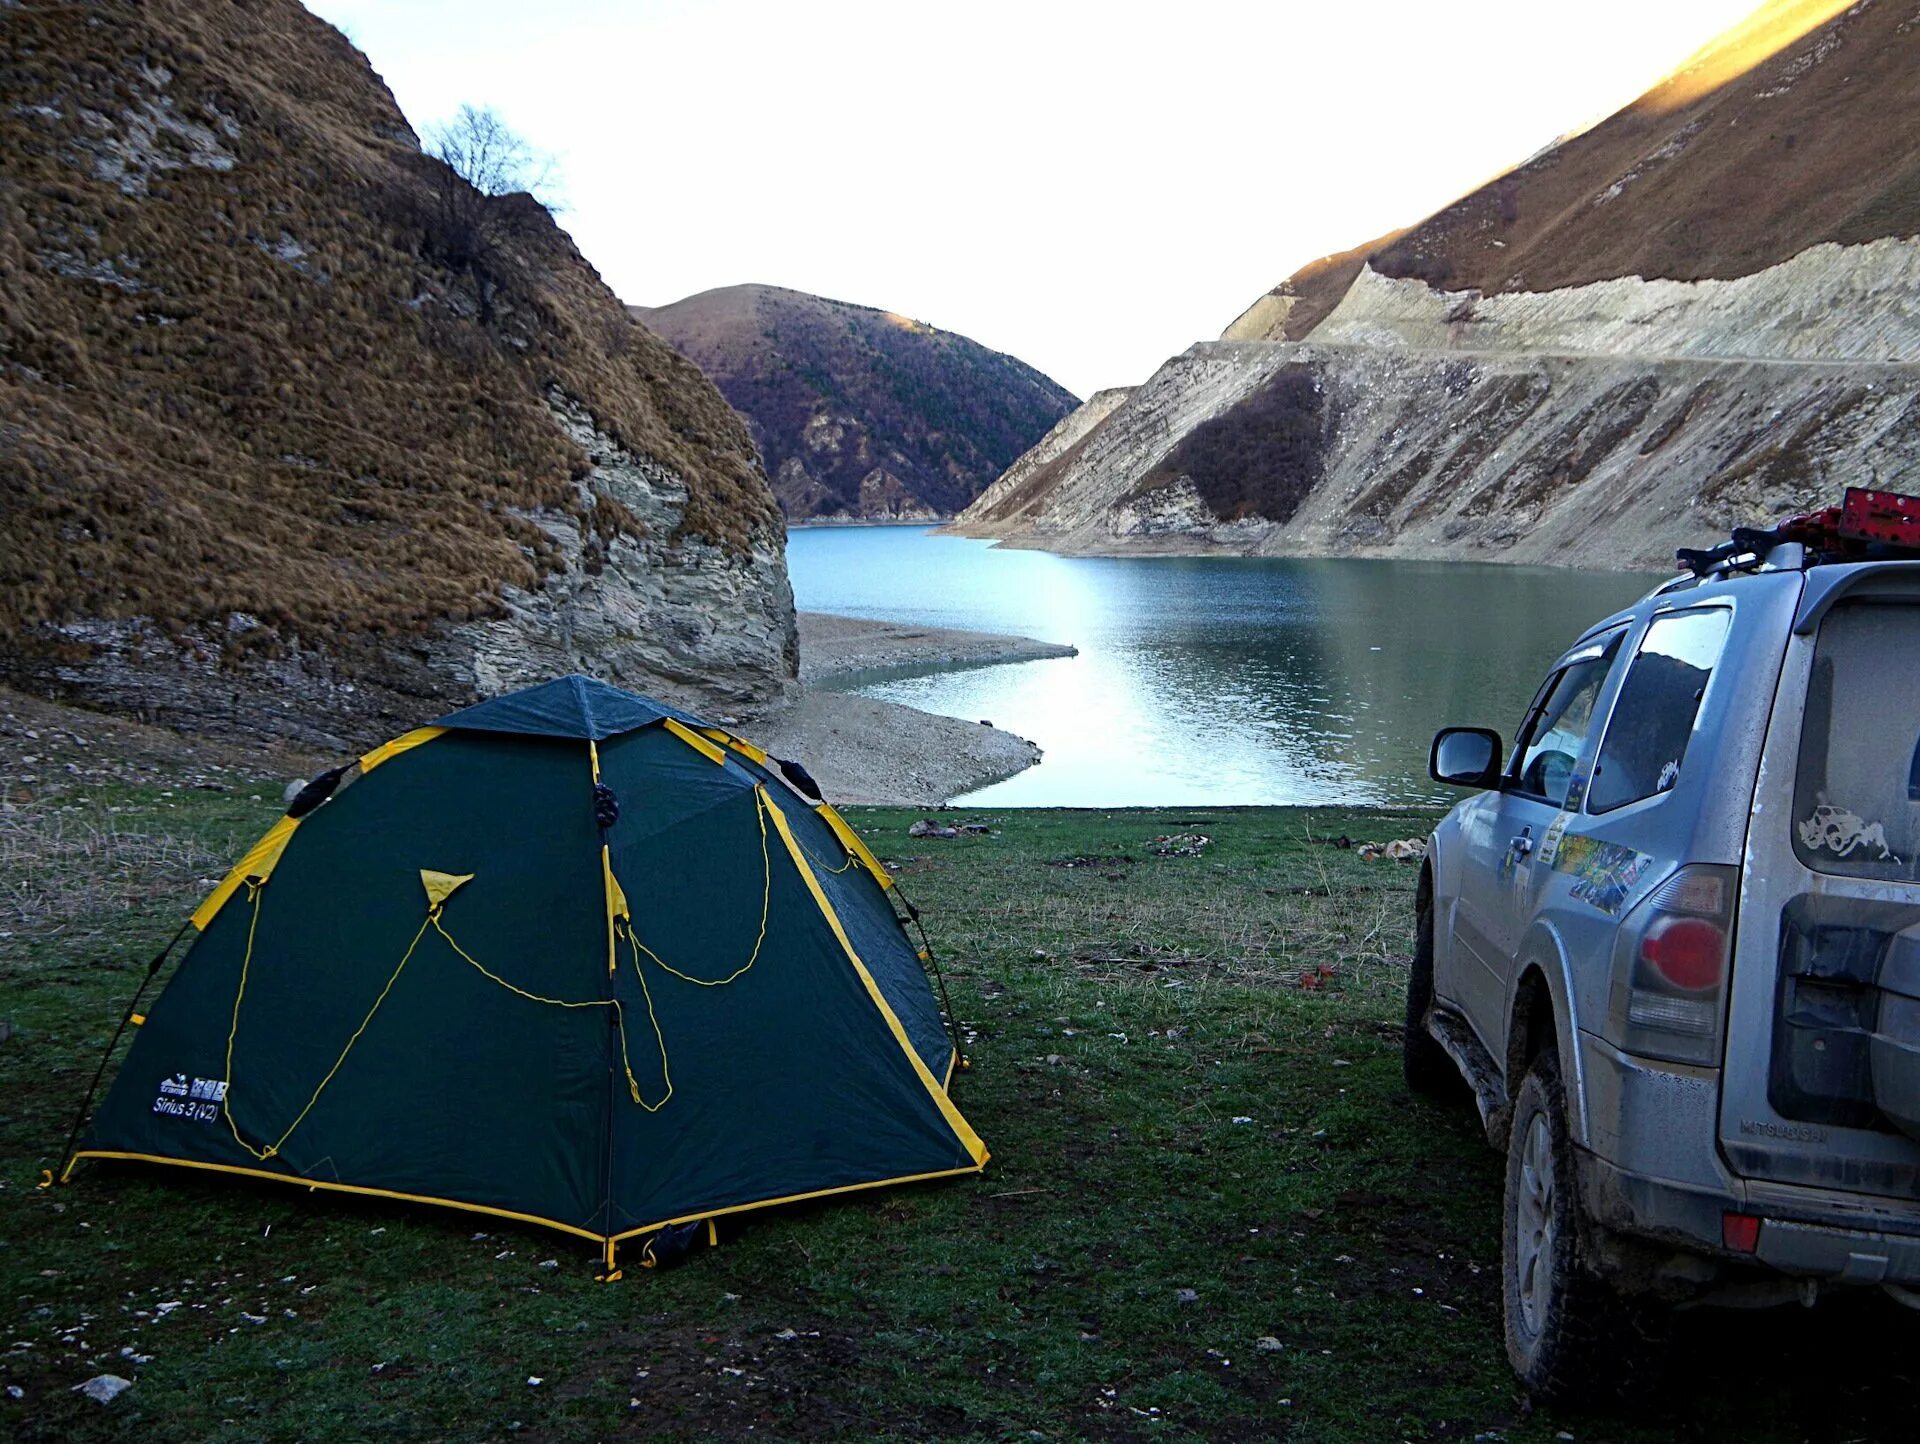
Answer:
[65,676,987,1270]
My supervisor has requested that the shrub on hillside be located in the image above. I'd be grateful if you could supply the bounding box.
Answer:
[1135,366,1333,524]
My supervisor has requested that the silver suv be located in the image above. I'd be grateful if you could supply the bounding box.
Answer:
[1410,518,1920,1401]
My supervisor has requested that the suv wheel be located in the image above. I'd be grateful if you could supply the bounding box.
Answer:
[1403,886,1460,1096]
[1502,1048,1667,1402]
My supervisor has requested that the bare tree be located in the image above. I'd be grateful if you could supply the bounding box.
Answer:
[417,106,560,321]
[427,105,558,204]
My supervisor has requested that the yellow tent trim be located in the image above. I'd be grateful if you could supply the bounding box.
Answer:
[419,869,474,911]
[662,718,725,765]
[702,727,769,766]
[68,1149,981,1254]
[763,793,988,1166]
[815,802,894,889]
[66,1150,606,1242]
[190,814,301,931]
[608,1162,985,1245]
[358,725,447,774]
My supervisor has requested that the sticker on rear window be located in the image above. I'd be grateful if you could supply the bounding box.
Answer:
[1797,804,1899,864]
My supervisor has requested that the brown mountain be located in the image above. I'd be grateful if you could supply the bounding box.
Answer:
[632,285,1078,522]
[960,0,1920,571]
[1237,0,1915,323]
[1,0,793,745]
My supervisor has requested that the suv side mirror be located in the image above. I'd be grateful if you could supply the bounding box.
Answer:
[1431,727,1504,789]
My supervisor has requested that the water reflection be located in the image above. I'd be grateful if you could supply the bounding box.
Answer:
[785,527,1655,806]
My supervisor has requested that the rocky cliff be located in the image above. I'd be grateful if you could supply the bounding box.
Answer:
[956,0,1920,569]
[1,0,795,747]
[632,284,1078,523]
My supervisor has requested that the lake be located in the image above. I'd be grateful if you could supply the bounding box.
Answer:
[786,526,1657,807]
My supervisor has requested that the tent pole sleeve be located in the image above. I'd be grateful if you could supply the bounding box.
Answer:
[52,916,194,1184]
[894,881,966,1076]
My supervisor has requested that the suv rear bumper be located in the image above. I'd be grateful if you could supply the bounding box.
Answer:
[1578,1149,1920,1286]
[1582,1029,1920,1282]
[1577,1032,1920,1287]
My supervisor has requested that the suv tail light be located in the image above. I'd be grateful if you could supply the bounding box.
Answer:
[1609,864,1738,1065]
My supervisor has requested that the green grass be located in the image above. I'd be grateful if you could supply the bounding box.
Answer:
[3,782,1915,1441]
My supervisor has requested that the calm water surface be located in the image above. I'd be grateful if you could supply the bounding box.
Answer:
[786,526,1656,807]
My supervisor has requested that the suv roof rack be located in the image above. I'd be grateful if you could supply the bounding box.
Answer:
[1676,487,1920,579]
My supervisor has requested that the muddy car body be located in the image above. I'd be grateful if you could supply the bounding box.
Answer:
[1410,544,1920,1398]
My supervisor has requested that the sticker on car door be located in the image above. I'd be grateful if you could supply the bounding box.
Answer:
[1550,835,1653,915]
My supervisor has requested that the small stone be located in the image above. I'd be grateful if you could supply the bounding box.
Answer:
[73,1374,132,1404]
[1175,1288,1199,1304]
[1256,1336,1283,1352]
[537,1259,559,1271]
[526,1376,543,1387]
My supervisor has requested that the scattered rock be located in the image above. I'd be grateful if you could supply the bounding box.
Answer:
[1256,1336,1284,1353]
[73,1374,132,1404]
[1149,833,1210,858]
[1358,837,1428,862]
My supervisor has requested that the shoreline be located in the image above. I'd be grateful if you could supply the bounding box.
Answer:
[796,612,1076,686]
[785,517,951,530]
[739,613,1077,807]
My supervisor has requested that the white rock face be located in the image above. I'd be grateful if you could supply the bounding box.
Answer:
[962,235,1920,571]
[1315,242,1920,365]
[955,338,1920,572]
[435,393,796,712]
[949,387,1133,530]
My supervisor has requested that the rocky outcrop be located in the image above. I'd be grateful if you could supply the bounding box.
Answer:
[2,0,795,744]
[956,339,1920,572]
[443,394,795,713]
[1315,241,1920,365]
[950,387,1132,533]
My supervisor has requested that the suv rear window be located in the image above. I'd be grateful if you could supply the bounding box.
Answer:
[1793,600,1920,883]
[1588,608,1730,813]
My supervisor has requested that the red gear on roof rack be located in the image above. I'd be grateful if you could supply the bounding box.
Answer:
[1677,487,1920,576]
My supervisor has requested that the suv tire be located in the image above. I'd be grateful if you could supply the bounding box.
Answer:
[1403,887,1460,1096]
[1502,1047,1667,1402]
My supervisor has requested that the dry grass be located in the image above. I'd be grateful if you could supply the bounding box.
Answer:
[0,0,777,673]
[0,803,236,942]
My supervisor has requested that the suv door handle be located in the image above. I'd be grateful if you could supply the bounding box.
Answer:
[1508,827,1535,858]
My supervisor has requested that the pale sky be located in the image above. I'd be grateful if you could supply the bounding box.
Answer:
[307,0,1762,398]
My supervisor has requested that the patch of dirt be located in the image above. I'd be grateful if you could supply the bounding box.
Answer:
[534,1316,975,1441]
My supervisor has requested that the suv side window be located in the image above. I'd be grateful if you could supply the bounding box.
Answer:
[1588,608,1730,813]
[1510,635,1623,807]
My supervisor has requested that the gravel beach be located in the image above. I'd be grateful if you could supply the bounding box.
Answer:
[796,612,1076,686]
[739,612,1077,806]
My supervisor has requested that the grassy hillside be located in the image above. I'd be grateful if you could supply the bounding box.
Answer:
[1373,0,1920,295]
[635,285,1077,521]
[4,694,1916,1441]
[1,0,776,682]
